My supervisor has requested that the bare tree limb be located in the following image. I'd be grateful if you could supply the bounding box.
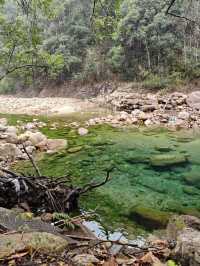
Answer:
[166,0,196,23]
[80,167,114,194]
[22,144,41,177]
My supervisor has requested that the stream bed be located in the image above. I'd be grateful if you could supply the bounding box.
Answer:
[4,113,200,239]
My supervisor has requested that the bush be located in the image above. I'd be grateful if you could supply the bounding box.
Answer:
[142,72,183,90]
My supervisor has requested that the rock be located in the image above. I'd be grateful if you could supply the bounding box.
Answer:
[25,145,36,154]
[183,166,200,188]
[138,111,150,121]
[150,154,187,167]
[6,126,18,134]
[0,118,8,126]
[28,131,47,147]
[154,146,174,152]
[24,122,36,130]
[72,254,99,266]
[187,91,200,109]
[0,125,7,132]
[144,119,153,126]
[0,143,20,161]
[78,127,88,136]
[167,215,200,266]
[47,139,68,152]
[141,105,156,112]
[19,131,48,149]
[130,205,171,229]
[5,132,18,144]
[0,232,68,259]
[178,111,190,120]
[68,146,83,153]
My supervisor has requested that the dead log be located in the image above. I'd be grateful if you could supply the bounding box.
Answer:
[0,167,113,213]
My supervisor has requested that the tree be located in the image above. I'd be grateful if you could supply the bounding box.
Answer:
[0,0,64,86]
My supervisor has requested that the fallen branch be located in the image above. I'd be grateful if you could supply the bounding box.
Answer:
[0,168,113,213]
[22,144,41,177]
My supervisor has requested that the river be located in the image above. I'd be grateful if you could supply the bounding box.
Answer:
[3,112,200,239]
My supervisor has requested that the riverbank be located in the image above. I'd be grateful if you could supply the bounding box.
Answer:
[1,89,200,130]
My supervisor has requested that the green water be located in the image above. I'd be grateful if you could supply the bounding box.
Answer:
[5,113,200,237]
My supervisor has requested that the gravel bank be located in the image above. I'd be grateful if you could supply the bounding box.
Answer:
[0,96,97,116]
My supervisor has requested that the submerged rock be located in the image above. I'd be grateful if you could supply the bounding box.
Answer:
[150,154,187,167]
[68,146,83,153]
[47,139,68,152]
[130,205,171,229]
[183,166,200,188]
[78,127,88,136]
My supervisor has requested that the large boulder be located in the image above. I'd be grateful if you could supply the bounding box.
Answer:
[0,232,68,259]
[150,154,188,167]
[167,215,200,266]
[187,91,200,109]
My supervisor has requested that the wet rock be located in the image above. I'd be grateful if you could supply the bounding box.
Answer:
[47,139,68,152]
[150,154,187,167]
[0,232,68,259]
[78,127,88,136]
[154,146,174,152]
[68,146,83,153]
[167,215,200,266]
[72,254,99,266]
[130,205,171,229]
[183,166,200,188]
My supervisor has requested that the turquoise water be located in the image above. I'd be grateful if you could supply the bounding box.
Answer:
[6,113,200,237]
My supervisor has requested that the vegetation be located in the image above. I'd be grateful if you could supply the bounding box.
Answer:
[0,0,200,92]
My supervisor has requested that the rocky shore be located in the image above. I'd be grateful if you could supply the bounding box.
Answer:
[0,118,67,169]
[91,90,200,129]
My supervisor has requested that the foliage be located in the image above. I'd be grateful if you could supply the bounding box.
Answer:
[0,0,200,90]
[142,72,183,90]
[53,212,76,230]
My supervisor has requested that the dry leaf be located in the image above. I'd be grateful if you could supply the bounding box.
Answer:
[103,256,118,266]
[140,251,162,264]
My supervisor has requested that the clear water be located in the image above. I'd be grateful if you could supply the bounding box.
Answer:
[5,113,200,238]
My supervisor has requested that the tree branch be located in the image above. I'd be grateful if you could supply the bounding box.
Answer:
[80,167,114,194]
[0,64,48,81]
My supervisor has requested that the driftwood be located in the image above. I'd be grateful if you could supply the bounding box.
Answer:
[0,165,113,213]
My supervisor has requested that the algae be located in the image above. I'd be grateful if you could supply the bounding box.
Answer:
[10,113,200,235]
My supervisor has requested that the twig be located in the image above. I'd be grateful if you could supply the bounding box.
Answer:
[80,167,114,194]
[22,144,41,177]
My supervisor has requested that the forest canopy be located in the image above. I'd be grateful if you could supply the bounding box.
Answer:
[0,0,200,92]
